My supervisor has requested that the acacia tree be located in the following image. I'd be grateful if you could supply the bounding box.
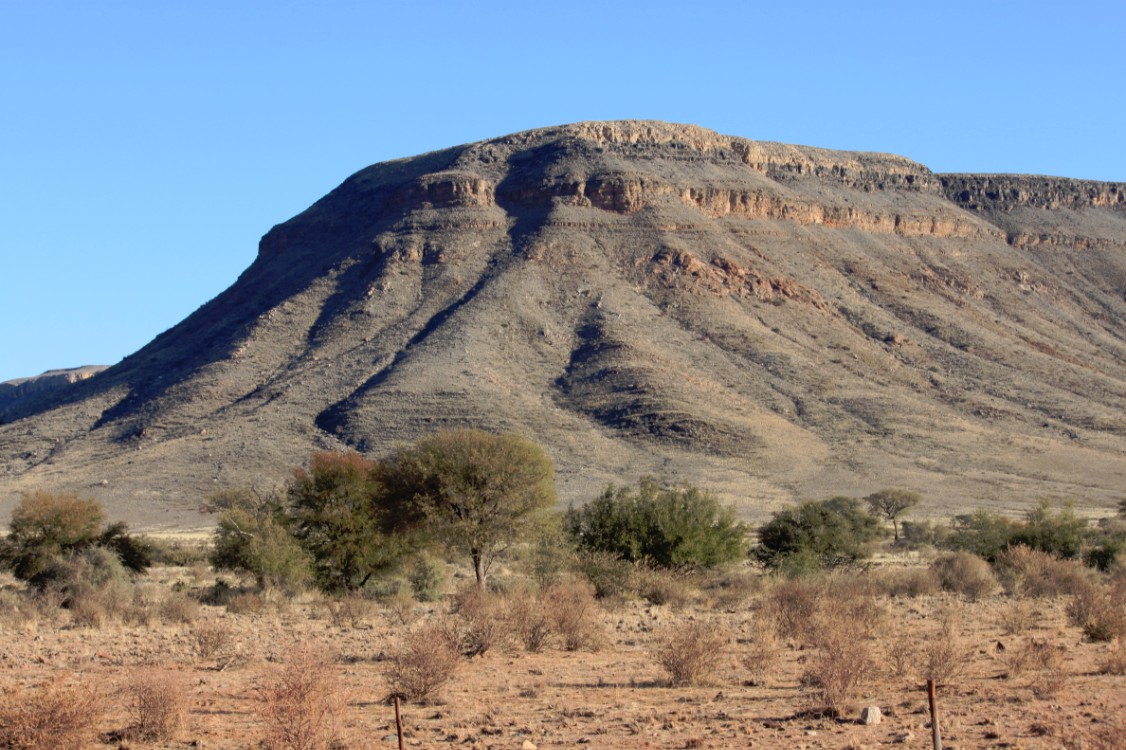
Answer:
[289,451,407,592]
[379,429,556,586]
[865,488,922,542]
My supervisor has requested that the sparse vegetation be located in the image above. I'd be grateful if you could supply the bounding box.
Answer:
[865,488,921,542]
[653,620,730,687]
[386,620,463,703]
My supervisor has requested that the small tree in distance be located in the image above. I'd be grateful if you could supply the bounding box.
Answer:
[865,488,922,542]
[379,429,557,586]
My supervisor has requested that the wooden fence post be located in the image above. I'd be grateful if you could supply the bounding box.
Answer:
[394,694,405,750]
[926,678,942,750]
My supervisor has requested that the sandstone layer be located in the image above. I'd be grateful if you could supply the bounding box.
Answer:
[2,122,1123,529]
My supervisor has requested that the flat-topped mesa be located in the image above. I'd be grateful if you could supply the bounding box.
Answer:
[941,174,1126,212]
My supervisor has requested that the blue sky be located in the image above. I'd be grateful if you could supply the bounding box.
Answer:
[2,0,1124,383]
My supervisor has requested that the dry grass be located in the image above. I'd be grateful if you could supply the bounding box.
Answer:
[386,620,463,703]
[188,617,241,667]
[122,669,188,741]
[0,677,103,749]
[451,586,507,656]
[740,614,780,686]
[1100,638,1126,676]
[919,609,973,686]
[653,620,730,687]
[996,598,1037,635]
[257,645,342,750]
[996,545,1091,598]
[322,593,376,628]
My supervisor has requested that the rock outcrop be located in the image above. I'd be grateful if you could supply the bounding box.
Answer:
[1,121,1123,529]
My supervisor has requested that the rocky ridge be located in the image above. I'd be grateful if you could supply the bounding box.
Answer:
[1,121,1123,529]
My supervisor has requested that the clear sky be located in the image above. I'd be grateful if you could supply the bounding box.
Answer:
[2,0,1123,383]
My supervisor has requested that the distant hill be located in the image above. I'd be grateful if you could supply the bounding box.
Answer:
[1,366,108,415]
[2,122,1123,530]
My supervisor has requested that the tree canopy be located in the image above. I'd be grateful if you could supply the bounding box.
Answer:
[755,496,884,574]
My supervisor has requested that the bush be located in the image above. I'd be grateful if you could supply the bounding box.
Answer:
[1067,578,1126,642]
[755,497,884,572]
[450,586,507,656]
[36,546,136,627]
[0,677,103,749]
[1,491,149,584]
[209,491,313,593]
[574,550,636,600]
[653,620,730,687]
[1012,499,1088,560]
[741,615,780,686]
[123,670,187,742]
[543,578,604,651]
[994,545,1091,597]
[407,554,446,602]
[919,609,972,686]
[801,612,874,717]
[945,510,1021,561]
[566,478,747,570]
[387,621,463,703]
[505,587,553,652]
[931,552,997,601]
[322,593,376,628]
[257,646,342,750]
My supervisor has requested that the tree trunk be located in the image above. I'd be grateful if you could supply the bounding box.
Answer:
[472,549,486,587]
[892,518,900,542]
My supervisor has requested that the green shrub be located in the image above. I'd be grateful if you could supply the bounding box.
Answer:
[945,510,1021,561]
[407,554,446,602]
[574,550,636,600]
[754,497,884,572]
[1011,499,1088,559]
[566,478,747,570]
[209,492,312,593]
[1,491,149,584]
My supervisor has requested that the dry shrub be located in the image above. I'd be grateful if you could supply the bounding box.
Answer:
[505,587,552,652]
[189,617,239,665]
[543,578,604,651]
[1028,644,1068,699]
[226,591,269,615]
[919,609,972,685]
[123,669,188,741]
[931,552,997,601]
[257,646,342,750]
[801,613,874,717]
[760,576,824,641]
[1062,718,1126,750]
[996,598,1037,635]
[698,567,761,611]
[886,623,916,679]
[741,614,780,686]
[382,590,420,626]
[999,638,1061,679]
[634,568,695,610]
[653,620,730,687]
[871,566,941,598]
[451,586,507,656]
[1100,638,1126,676]
[995,545,1091,598]
[1067,578,1126,642]
[0,677,103,749]
[159,590,201,624]
[386,620,463,703]
[323,594,376,628]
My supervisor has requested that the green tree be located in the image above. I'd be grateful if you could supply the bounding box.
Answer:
[208,488,312,591]
[755,497,884,573]
[565,477,747,569]
[289,451,407,592]
[378,429,556,586]
[1,490,150,583]
[865,488,922,542]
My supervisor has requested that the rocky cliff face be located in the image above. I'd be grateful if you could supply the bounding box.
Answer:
[2,122,1123,529]
[0,367,108,415]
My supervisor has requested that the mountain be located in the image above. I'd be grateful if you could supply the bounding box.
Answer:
[0,367,108,415]
[2,121,1124,530]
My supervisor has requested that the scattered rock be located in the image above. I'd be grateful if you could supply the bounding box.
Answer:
[861,706,882,725]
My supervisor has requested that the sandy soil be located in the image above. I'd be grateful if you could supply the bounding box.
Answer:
[1,566,1123,750]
